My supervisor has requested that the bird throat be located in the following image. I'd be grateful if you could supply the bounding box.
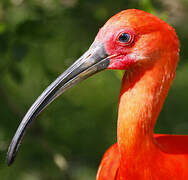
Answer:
[117,53,178,172]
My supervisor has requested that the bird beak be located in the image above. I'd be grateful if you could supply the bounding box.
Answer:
[6,42,111,166]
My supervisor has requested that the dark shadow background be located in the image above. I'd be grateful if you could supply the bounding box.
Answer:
[0,0,188,179]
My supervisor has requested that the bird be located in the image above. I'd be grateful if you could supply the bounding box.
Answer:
[6,9,188,179]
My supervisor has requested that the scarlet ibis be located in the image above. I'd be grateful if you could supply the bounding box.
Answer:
[7,9,187,179]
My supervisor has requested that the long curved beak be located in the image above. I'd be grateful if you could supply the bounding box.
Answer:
[7,42,110,166]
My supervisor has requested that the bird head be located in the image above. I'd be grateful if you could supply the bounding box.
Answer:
[7,9,179,166]
[95,9,179,70]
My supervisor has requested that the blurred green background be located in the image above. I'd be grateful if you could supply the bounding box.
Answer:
[0,0,188,179]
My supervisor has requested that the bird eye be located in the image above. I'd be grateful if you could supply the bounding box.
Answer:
[118,33,131,43]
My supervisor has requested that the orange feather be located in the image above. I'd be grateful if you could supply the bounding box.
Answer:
[96,9,188,180]
[6,9,187,180]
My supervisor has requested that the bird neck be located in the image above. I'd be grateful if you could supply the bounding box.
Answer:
[117,53,178,164]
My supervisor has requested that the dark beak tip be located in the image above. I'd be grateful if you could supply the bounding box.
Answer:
[6,155,13,166]
[6,145,16,166]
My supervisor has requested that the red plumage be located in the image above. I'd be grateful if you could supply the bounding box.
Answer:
[95,9,188,180]
[7,9,187,180]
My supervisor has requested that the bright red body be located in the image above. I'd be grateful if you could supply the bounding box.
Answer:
[97,135,188,180]
[94,9,188,180]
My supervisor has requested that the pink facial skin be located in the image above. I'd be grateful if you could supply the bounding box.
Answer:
[107,55,135,70]
[95,27,137,70]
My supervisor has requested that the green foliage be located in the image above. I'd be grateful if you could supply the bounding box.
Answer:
[0,0,188,179]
